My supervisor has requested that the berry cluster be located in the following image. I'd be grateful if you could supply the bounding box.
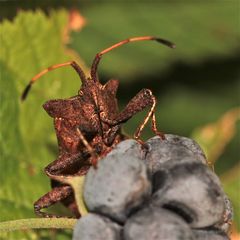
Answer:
[73,135,232,240]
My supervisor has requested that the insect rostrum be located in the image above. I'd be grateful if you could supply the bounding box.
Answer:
[21,36,175,218]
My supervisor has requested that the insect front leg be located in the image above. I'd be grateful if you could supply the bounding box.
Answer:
[45,128,98,182]
[34,185,73,218]
[101,89,164,143]
[50,125,99,174]
[34,154,88,218]
[44,152,89,177]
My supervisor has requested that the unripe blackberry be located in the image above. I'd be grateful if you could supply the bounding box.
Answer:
[84,140,151,223]
[124,206,195,240]
[145,135,207,175]
[73,213,122,240]
[192,229,230,240]
[152,161,225,228]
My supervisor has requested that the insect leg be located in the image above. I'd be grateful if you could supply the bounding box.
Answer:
[101,89,164,143]
[100,89,152,125]
[34,185,73,218]
[132,91,165,141]
[76,128,99,167]
[151,112,165,139]
[44,152,88,177]
[45,128,99,179]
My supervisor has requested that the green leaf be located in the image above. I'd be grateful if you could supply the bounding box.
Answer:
[0,9,86,239]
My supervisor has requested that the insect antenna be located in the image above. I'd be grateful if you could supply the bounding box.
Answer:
[21,61,86,101]
[90,36,176,82]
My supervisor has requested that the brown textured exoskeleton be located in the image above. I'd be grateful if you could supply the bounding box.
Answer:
[22,36,175,218]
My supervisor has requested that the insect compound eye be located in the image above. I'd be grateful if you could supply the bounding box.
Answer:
[78,90,83,96]
[143,89,152,97]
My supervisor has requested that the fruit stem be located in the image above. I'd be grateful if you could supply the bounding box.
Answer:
[0,218,77,232]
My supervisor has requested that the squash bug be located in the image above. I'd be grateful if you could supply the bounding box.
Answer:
[22,36,175,217]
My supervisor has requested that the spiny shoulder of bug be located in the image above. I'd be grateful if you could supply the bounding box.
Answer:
[43,75,120,129]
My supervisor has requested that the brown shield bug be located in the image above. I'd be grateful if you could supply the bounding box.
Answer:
[22,36,175,218]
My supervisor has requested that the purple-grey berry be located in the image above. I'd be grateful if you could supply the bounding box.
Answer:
[84,140,151,223]
[192,229,230,240]
[124,207,195,240]
[73,213,122,240]
[145,135,207,174]
[152,161,225,228]
[107,139,143,159]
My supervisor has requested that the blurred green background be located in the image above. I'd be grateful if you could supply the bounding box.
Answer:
[0,1,239,239]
